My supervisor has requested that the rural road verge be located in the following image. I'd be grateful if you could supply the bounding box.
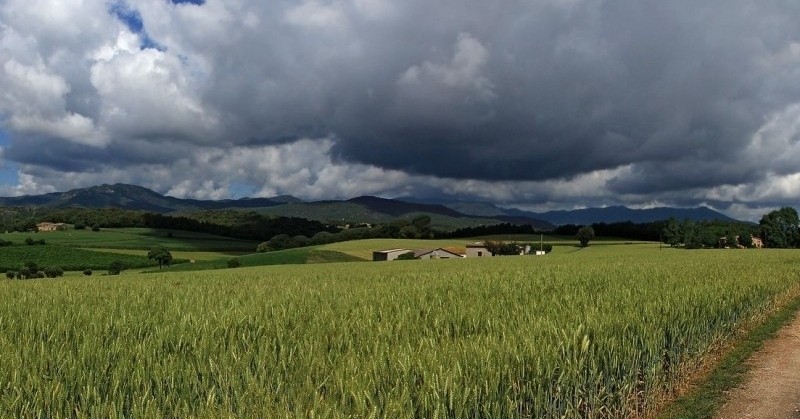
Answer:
[714,310,800,418]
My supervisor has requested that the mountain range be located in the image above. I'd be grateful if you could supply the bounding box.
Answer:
[0,184,737,228]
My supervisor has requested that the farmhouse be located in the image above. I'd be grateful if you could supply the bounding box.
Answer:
[372,249,413,261]
[36,222,66,232]
[465,242,493,257]
[413,248,465,260]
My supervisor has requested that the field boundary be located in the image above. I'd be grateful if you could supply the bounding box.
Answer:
[656,290,800,419]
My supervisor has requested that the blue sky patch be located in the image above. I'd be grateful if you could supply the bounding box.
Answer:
[109,1,165,51]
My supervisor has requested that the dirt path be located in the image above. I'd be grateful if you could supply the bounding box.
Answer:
[715,311,800,419]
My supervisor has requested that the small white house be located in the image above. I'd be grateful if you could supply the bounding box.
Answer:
[465,242,493,257]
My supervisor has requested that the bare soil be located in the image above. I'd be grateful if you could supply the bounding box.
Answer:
[715,311,800,418]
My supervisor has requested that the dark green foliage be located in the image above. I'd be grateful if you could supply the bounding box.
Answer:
[5,271,15,280]
[444,223,542,239]
[108,260,126,275]
[759,207,800,248]
[739,232,753,248]
[24,237,45,245]
[83,269,92,276]
[484,240,524,255]
[91,224,101,232]
[44,266,64,278]
[662,218,682,247]
[0,240,12,247]
[143,211,338,242]
[577,226,595,247]
[227,258,242,269]
[396,252,417,260]
[147,245,173,269]
[267,234,295,251]
[74,223,85,230]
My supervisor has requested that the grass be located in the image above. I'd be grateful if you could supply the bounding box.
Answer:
[1,246,798,416]
[658,294,800,419]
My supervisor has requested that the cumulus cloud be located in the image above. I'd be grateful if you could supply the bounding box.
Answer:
[1,0,800,219]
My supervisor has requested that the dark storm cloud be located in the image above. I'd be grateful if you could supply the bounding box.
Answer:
[166,0,800,186]
[3,0,800,209]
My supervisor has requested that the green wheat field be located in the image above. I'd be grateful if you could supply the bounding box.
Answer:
[1,244,799,417]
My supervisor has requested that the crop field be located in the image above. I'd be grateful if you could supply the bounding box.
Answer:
[0,244,161,271]
[0,246,799,417]
[1,228,257,252]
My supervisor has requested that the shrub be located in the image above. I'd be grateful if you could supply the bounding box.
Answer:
[108,260,126,275]
[24,237,45,245]
[0,240,12,247]
[35,272,45,279]
[5,271,15,280]
[92,224,101,232]
[396,252,417,260]
[227,258,242,269]
[256,242,271,253]
[83,269,92,276]
[74,223,85,230]
[44,266,64,278]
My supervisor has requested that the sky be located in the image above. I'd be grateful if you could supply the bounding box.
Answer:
[1,0,800,221]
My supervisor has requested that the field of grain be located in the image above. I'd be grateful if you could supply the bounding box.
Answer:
[0,245,798,417]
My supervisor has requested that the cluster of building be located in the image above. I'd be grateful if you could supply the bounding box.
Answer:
[372,242,546,261]
[36,222,67,232]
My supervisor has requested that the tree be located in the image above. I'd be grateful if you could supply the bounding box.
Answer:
[83,269,92,276]
[662,218,681,247]
[5,271,15,280]
[268,234,294,250]
[91,224,101,232]
[577,226,595,247]
[44,266,64,278]
[227,258,242,268]
[759,207,800,248]
[147,245,173,269]
[108,260,126,275]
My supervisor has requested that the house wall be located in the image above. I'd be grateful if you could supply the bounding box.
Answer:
[465,247,492,257]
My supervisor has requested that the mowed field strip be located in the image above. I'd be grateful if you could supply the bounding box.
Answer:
[1,244,799,417]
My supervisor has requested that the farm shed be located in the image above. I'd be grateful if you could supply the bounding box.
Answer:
[465,242,493,257]
[372,249,413,261]
[414,248,465,260]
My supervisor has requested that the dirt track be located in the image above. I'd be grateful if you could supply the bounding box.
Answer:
[715,311,800,418]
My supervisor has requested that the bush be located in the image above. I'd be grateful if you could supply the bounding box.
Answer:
[44,266,64,278]
[35,272,45,279]
[92,224,101,232]
[0,240,12,247]
[396,252,417,260]
[256,242,271,253]
[25,237,45,245]
[227,258,242,269]
[108,260,126,275]
[83,269,92,276]
[5,271,15,279]
[74,223,85,230]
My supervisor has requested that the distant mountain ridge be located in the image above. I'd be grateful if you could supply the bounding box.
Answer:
[0,184,737,227]
[399,197,737,225]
